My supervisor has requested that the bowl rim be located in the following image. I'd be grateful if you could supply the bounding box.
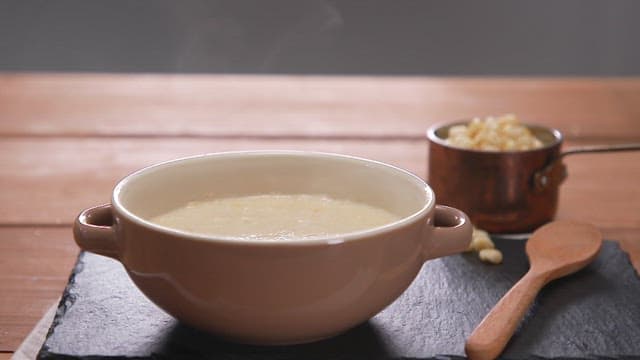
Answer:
[112,150,434,247]
[426,120,564,154]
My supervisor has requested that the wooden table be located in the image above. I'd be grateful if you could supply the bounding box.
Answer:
[1,74,639,358]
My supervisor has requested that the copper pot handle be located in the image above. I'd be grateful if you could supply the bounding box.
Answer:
[534,143,640,192]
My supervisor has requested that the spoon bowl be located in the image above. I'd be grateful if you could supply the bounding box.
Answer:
[526,220,603,278]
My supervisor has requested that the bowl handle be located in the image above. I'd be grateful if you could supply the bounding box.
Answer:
[422,205,472,261]
[73,204,120,260]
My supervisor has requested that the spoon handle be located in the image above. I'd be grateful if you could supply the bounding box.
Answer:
[465,270,548,360]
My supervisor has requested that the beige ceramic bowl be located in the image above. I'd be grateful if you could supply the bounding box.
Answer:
[74,151,472,345]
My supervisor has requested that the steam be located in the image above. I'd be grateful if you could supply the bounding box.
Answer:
[174,1,344,72]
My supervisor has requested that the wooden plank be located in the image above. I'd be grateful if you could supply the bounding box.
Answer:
[0,145,637,352]
[1,137,639,231]
[11,301,57,360]
[608,79,640,124]
[0,227,78,351]
[0,138,425,225]
[556,148,640,229]
[1,74,640,140]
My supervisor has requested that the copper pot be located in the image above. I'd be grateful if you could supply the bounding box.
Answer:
[427,122,640,234]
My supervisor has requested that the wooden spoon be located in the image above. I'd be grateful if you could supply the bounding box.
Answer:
[465,220,603,360]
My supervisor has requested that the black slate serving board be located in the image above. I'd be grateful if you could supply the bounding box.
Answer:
[38,239,640,359]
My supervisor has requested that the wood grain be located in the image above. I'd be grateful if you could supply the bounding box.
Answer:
[0,138,424,225]
[1,74,639,355]
[2,138,638,231]
[0,228,78,351]
[556,148,640,228]
[1,74,639,140]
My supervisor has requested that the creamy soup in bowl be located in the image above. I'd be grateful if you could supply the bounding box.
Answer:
[151,194,400,241]
[74,151,472,345]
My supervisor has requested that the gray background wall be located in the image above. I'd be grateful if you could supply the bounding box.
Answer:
[1,0,639,75]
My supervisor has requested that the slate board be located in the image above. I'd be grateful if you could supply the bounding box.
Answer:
[38,239,640,359]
